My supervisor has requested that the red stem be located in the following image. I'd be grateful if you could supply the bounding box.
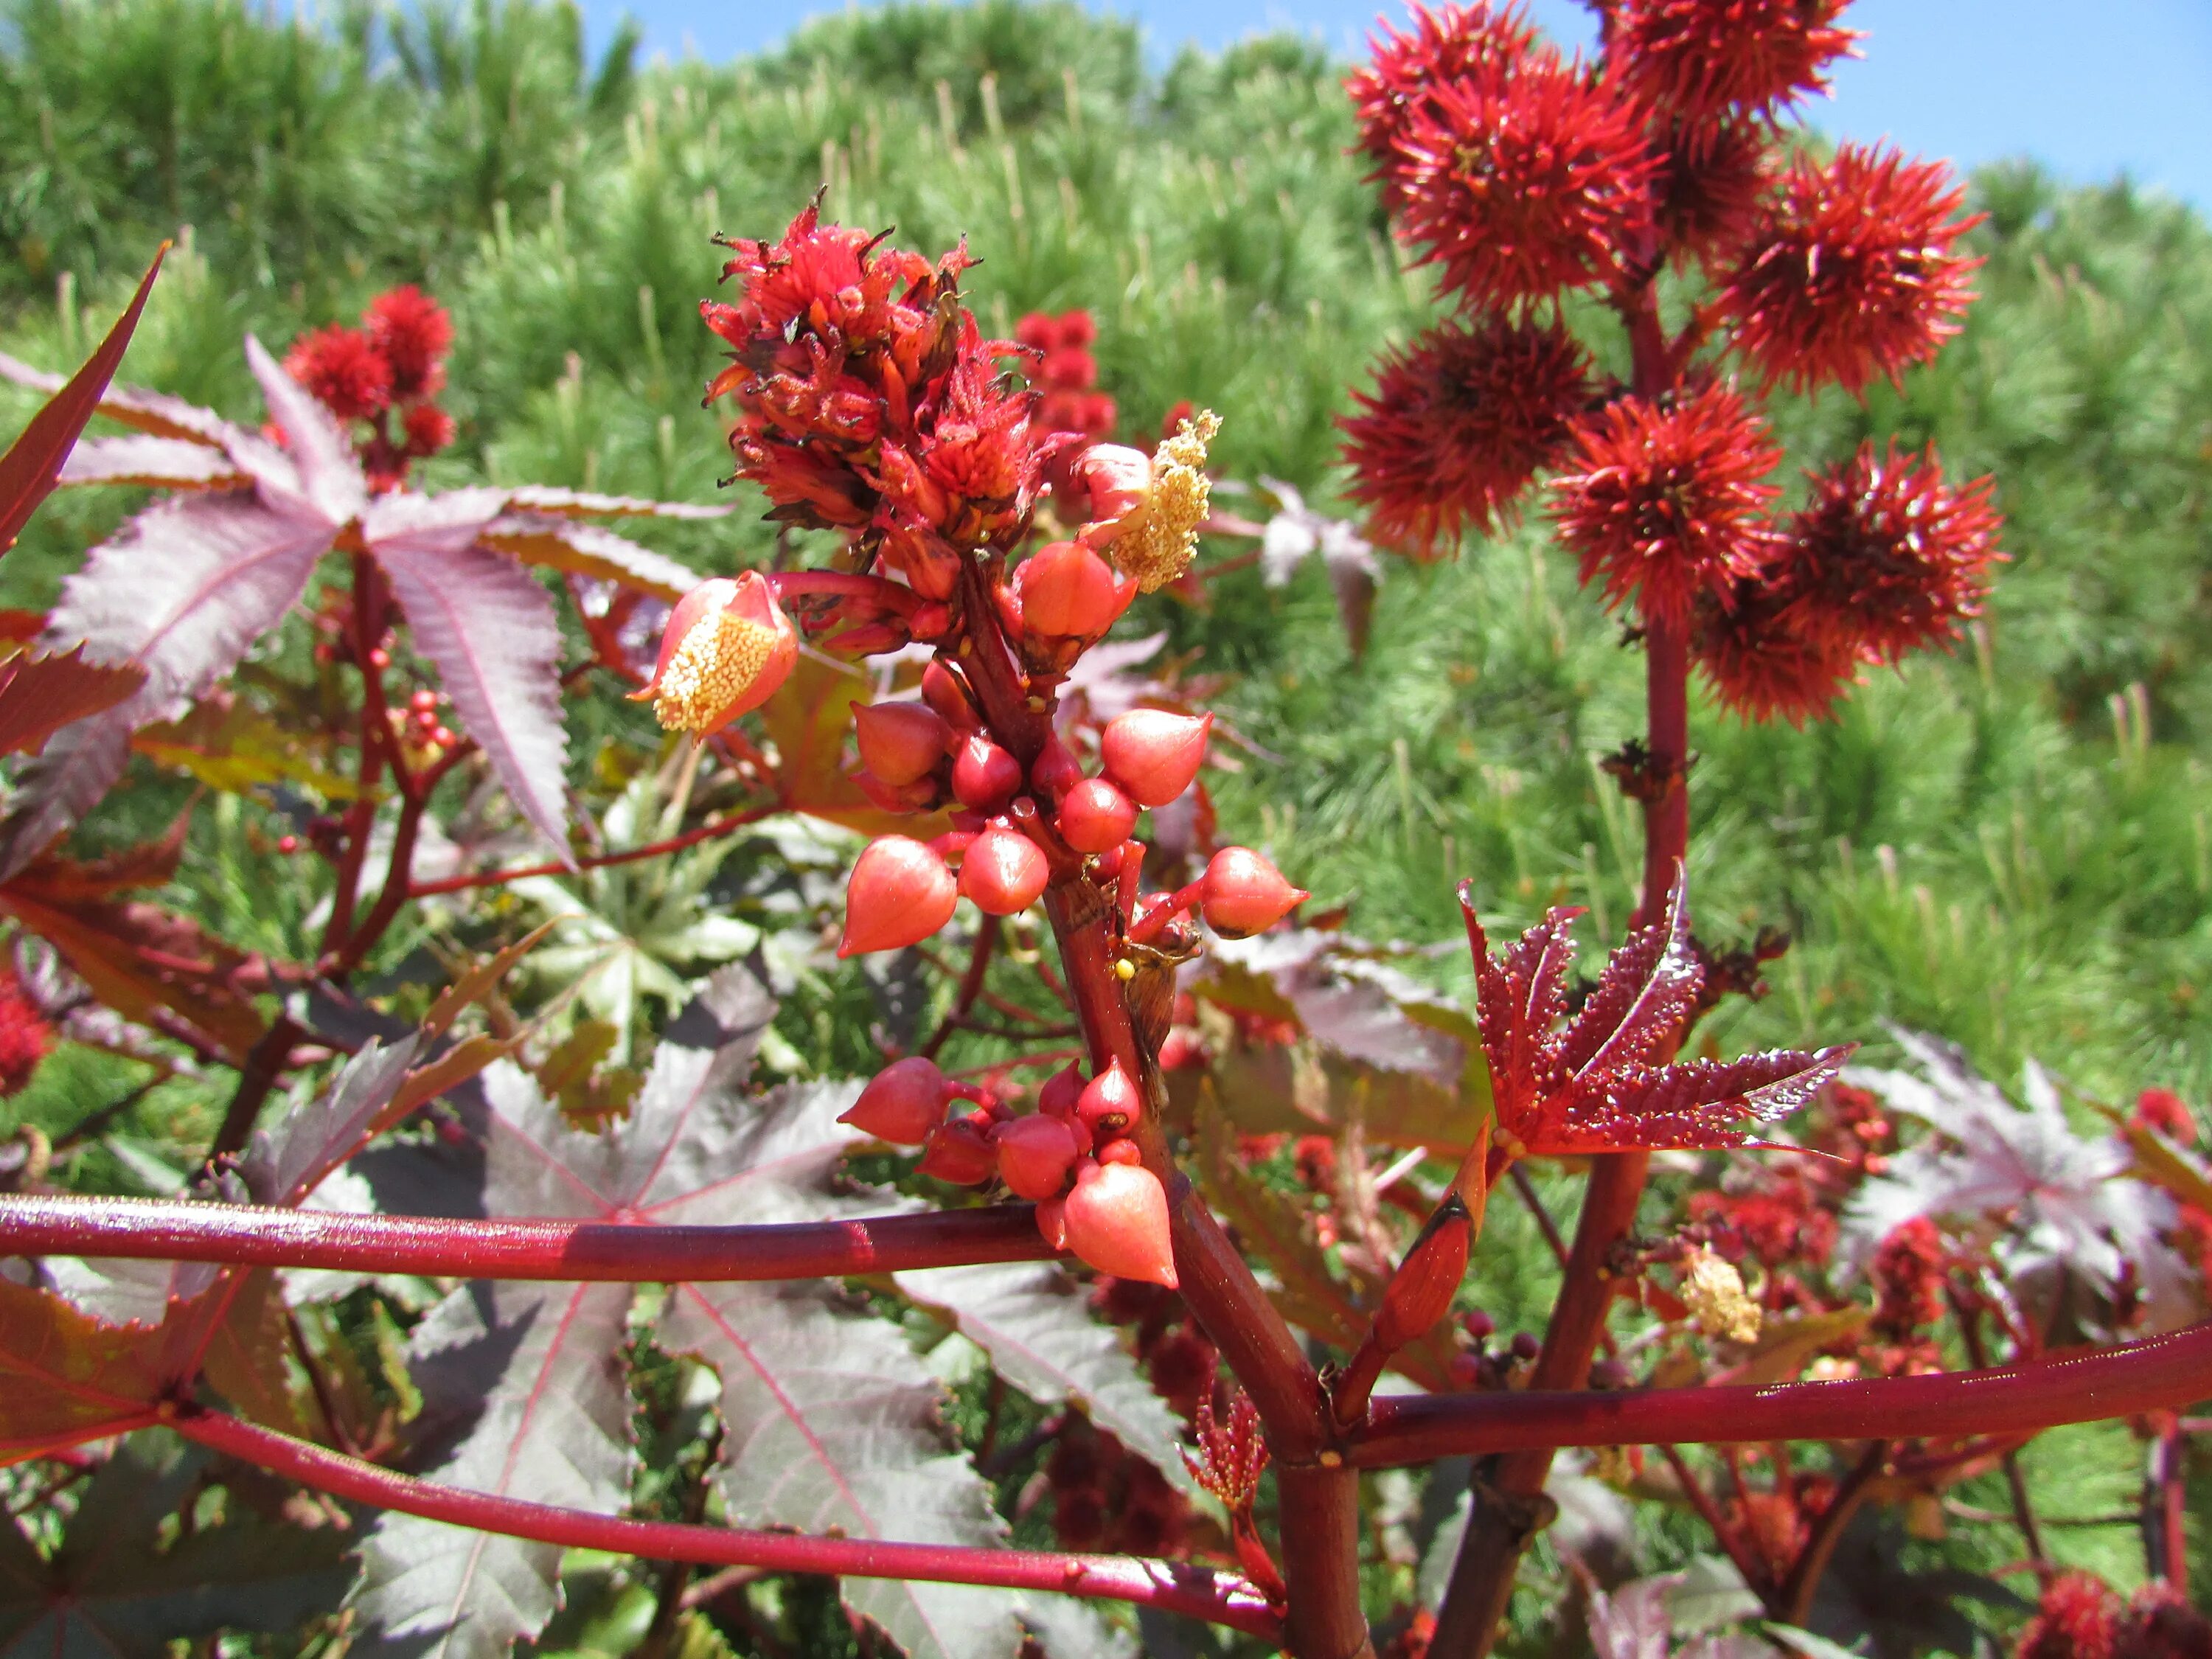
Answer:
[1349,1321,2212,1464]
[0,1194,1060,1281]
[407,805,775,898]
[168,1407,1281,1641]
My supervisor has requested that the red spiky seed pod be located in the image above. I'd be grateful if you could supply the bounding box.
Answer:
[1650,119,1770,263]
[959,826,1051,916]
[995,1113,1084,1201]
[917,1116,998,1186]
[284,325,392,421]
[2016,1573,2122,1659]
[1720,142,1983,396]
[1613,0,1857,130]
[1011,539,1136,639]
[1549,381,1784,625]
[1198,847,1309,936]
[1100,710,1211,808]
[400,402,456,459]
[838,835,959,956]
[1388,45,1658,309]
[839,1057,954,1146]
[1347,1,1543,209]
[854,702,952,788]
[1340,316,1593,559]
[0,969,52,1097]
[363,285,455,400]
[1691,581,1858,726]
[635,574,800,735]
[1062,1161,1179,1287]
[2116,1584,2212,1659]
[950,734,1023,812]
[1075,1059,1142,1140]
[1057,778,1138,855]
[1774,442,2003,664]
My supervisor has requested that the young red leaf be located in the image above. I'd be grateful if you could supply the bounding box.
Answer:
[0,646,145,757]
[0,242,166,557]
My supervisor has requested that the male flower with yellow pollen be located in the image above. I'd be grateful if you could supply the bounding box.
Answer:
[634,572,799,734]
[1077,410,1222,591]
[1680,1244,1762,1344]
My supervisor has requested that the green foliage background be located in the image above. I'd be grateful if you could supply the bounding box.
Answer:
[0,0,2208,1648]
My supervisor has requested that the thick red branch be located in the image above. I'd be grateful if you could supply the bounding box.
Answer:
[171,1407,1282,1641]
[1349,1321,2212,1466]
[0,1194,1059,1281]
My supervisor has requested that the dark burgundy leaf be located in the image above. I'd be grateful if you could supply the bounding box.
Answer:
[0,647,145,757]
[58,433,247,490]
[1557,872,1697,1079]
[1551,1047,1852,1153]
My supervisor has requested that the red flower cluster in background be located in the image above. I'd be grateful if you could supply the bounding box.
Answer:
[1017,308,1116,446]
[1339,0,2000,727]
[284,285,456,486]
[0,964,52,1097]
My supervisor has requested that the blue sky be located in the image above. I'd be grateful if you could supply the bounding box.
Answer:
[608,0,2211,209]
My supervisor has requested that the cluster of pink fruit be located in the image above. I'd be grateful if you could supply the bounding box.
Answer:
[836,695,1305,956]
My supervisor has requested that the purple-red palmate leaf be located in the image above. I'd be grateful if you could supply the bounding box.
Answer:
[57,431,247,489]
[0,243,166,556]
[0,644,145,757]
[476,512,699,603]
[1461,872,1850,1155]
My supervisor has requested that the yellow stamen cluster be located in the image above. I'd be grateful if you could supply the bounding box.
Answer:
[652,609,779,733]
[1680,1245,1761,1344]
[1107,409,1221,593]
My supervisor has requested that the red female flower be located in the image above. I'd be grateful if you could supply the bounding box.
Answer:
[1870,1216,1947,1332]
[1773,442,2003,663]
[401,402,456,459]
[1691,580,1857,726]
[1721,142,1983,394]
[1387,43,1658,307]
[0,967,52,1096]
[1614,0,1858,130]
[283,325,392,421]
[2017,1573,2121,1659]
[1341,316,1592,559]
[364,285,454,400]
[1549,380,1783,625]
[1347,1,1540,209]
[1650,119,1770,264]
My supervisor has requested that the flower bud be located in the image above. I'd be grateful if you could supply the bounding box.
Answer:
[917,1117,997,1186]
[1100,710,1211,807]
[1076,443,1153,525]
[839,835,959,956]
[838,1057,953,1146]
[921,661,979,730]
[1158,1029,1203,1071]
[1198,846,1307,936]
[1373,1194,1472,1352]
[994,1113,1083,1201]
[959,826,1050,916]
[635,572,799,734]
[852,769,941,815]
[855,702,951,787]
[1011,539,1135,639]
[1035,1196,1070,1251]
[1096,1138,1142,1167]
[1075,1058,1141,1140]
[1056,777,1138,853]
[951,732,1023,812]
[1082,413,1221,593]
[1062,1161,1178,1287]
[1029,734,1083,799]
[1037,1062,1086,1121]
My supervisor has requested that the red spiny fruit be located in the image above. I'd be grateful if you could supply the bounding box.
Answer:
[1549,381,1783,625]
[1062,1161,1178,1287]
[1341,316,1593,559]
[1613,0,1857,130]
[839,1057,953,1146]
[1100,710,1210,808]
[1651,119,1771,263]
[959,826,1050,916]
[364,285,454,400]
[1721,142,1983,396]
[2018,1573,2123,1659]
[1775,442,2003,664]
[1057,778,1138,855]
[2118,1582,2212,1659]
[400,403,456,458]
[1388,44,1658,309]
[854,702,952,788]
[838,836,959,956]
[1198,847,1309,936]
[285,325,392,420]
[0,968,52,1096]
[994,1113,1082,1201]
[1348,1,1542,209]
[1691,578,1858,726]
[1871,1216,1947,1333]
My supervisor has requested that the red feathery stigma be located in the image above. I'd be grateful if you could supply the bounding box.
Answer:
[401,402,457,459]
[1691,577,1858,726]
[1870,1216,1947,1333]
[1348,1,1540,209]
[1614,0,1858,130]
[2017,1573,2122,1659]
[1388,43,1658,307]
[0,967,52,1097]
[2117,1582,2212,1659]
[1775,441,2004,664]
[284,324,392,421]
[1340,316,1592,560]
[363,285,454,400]
[1549,380,1783,625]
[1722,142,1983,394]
